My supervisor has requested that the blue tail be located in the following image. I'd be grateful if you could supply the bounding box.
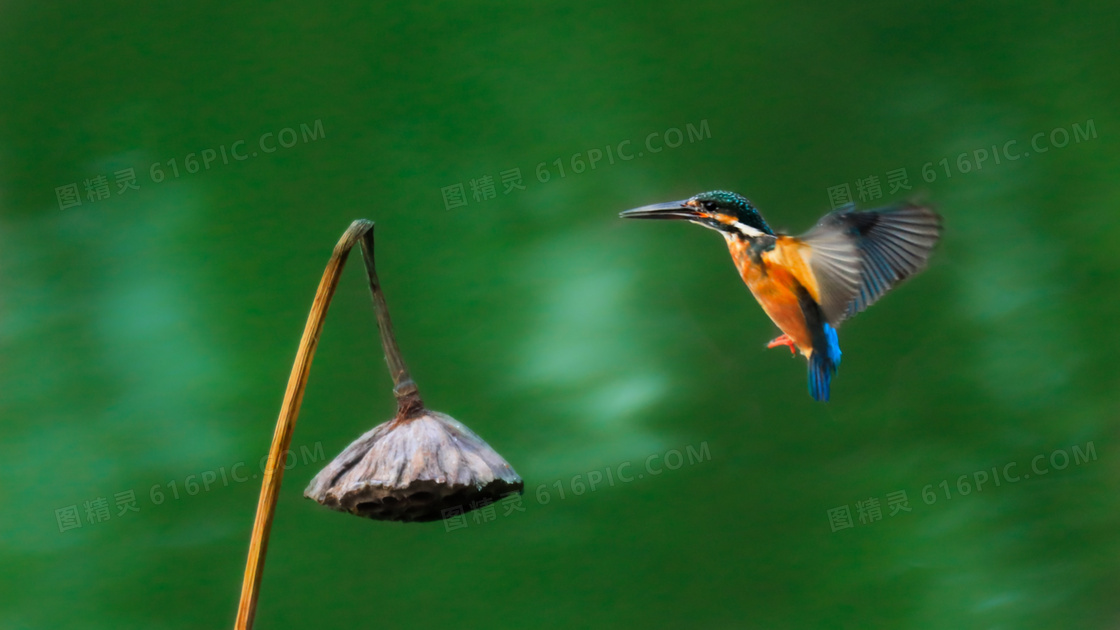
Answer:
[808,323,842,402]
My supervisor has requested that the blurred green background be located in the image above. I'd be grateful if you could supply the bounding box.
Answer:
[2,2,1118,628]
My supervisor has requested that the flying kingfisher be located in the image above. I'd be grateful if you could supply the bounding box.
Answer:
[620,191,941,401]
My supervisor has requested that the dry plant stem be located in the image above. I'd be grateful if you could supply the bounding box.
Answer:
[357,229,423,418]
[235,219,376,630]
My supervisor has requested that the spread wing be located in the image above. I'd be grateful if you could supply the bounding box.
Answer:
[799,202,942,326]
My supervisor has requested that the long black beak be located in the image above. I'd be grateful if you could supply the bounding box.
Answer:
[619,200,699,221]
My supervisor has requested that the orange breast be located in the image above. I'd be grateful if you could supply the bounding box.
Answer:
[725,236,818,355]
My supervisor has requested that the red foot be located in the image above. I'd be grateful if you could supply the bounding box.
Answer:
[767,333,797,356]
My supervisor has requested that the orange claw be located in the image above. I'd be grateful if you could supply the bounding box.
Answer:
[767,333,797,356]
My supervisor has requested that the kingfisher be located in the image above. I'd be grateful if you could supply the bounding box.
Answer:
[620,190,941,401]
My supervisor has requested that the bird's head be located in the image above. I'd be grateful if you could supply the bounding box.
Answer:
[620,190,773,237]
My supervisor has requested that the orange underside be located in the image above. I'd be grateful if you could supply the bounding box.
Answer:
[725,236,819,356]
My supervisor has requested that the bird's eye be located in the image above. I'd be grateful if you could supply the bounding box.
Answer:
[702,201,716,211]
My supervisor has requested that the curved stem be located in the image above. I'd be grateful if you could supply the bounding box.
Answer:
[234,220,427,628]
[234,220,372,630]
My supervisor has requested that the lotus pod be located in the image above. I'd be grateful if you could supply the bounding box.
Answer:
[298,224,523,523]
[305,409,522,522]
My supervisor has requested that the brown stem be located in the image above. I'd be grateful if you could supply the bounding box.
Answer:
[234,220,427,627]
[234,219,374,630]
[357,228,423,419]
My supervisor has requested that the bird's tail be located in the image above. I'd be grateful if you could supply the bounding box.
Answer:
[808,323,842,402]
